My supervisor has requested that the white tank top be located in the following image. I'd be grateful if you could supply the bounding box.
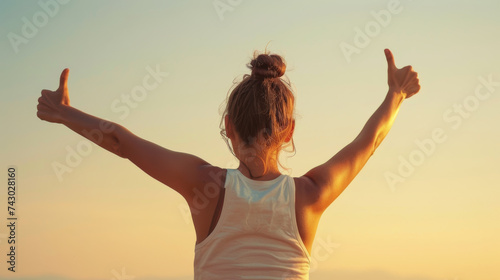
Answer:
[194,169,311,279]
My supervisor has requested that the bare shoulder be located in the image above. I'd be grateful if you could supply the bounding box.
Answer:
[293,175,323,211]
[187,165,227,208]
[194,165,227,194]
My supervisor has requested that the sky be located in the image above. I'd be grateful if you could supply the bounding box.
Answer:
[0,0,499,279]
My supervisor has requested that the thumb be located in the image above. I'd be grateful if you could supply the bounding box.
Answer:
[58,68,69,91]
[384,49,396,71]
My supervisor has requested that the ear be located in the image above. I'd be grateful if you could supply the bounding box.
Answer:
[225,115,234,139]
[285,120,295,143]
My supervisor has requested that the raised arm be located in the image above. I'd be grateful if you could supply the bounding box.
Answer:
[302,49,421,212]
[36,69,218,201]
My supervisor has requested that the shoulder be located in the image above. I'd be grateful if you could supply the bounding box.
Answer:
[198,165,228,189]
[184,165,227,211]
[293,175,329,213]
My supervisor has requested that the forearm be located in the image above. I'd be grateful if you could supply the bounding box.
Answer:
[302,50,420,211]
[357,90,405,154]
[60,105,127,157]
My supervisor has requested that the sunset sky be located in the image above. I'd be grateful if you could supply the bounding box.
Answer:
[1,0,499,279]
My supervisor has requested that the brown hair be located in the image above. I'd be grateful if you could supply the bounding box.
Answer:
[220,51,295,178]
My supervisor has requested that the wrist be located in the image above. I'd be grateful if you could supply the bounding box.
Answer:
[387,88,406,101]
[58,104,73,125]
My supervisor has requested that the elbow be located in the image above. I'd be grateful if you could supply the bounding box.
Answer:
[371,127,389,155]
[371,136,381,155]
[111,135,126,158]
[105,123,128,158]
[356,132,377,157]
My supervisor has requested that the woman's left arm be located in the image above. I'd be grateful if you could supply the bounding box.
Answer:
[300,49,421,212]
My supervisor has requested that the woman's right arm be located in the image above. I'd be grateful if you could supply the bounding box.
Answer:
[37,69,217,200]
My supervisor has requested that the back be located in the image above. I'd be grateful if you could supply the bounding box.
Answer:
[194,169,311,279]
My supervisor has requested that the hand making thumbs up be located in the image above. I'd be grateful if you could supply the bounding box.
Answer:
[385,49,420,98]
[37,68,71,123]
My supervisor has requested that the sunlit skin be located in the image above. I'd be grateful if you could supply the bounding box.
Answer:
[37,48,420,256]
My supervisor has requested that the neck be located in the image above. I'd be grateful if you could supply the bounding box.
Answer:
[237,158,281,181]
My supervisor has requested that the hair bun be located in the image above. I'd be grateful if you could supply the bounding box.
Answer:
[249,54,286,79]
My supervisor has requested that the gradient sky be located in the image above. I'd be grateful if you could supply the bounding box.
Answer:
[1,0,499,279]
